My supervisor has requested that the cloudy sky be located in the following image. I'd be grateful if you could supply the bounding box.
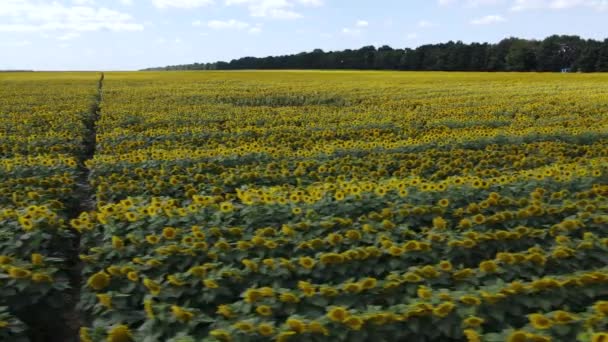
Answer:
[1,0,606,70]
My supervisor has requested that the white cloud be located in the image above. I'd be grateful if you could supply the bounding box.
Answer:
[248,26,262,34]
[0,0,143,33]
[511,0,608,11]
[470,14,507,24]
[153,0,214,8]
[0,40,32,47]
[225,0,321,19]
[417,20,435,28]
[120,0,134,5]
[57,32,81,40]
[341,27,361,35]
[356,20,369,27]
[73,0,96,5]
[406,32,418,40]
[208,19,250,29]
[192,20,202,26]
[439,0,505,6]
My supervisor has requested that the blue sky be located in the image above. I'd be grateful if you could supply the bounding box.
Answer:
[1,0,607,70]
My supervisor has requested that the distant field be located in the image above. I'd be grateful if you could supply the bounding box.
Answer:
[1,71,607,342]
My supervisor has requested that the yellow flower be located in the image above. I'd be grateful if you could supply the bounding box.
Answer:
[204,279,219,289]
[256,305,273,316]
[106,325,133,342]
[438,260,453,272]
[233,321,254,332]
[112,236,124,250]
[529,313,553,330]
[8,266,31,279]
[279,292,300,303]
[307,321,329,335]
[298,256,316,269]
[217,305,233,318]
[360,277,377,289]
[507,330,528,342]
[219,201,234,213]
[327,306,349,322]
[479,260,498,273]
[344,282,362,293]
[87,271,111,290]
[453,268,474,280]
[162,227,177,239]
[171,305,194,322]
[463,316,484,327]
[591,332,608,342]
[144,300,155,319]
[80,327,92,342]
[31,253,44,265]
[209,329,232,342]
[277,331,296,342]
[343,316,364,330]
[127,271,138,282]
[463,329,481,342]
[286,317,306,333]
[433,216,448,229]
[143,278,161,295]
[258,323,274,336]
[145,235,160,244]
[433,302,455,317]
[32,273,53,283]
[403,272,423,282]
[552,310,578,324]
[594,301,608,315]
[244,289,261,303]
[97,293,112,309]
[417,286,433,299]
[459,295,481,306]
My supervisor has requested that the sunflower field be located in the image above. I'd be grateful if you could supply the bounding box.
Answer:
[1,71,608,342]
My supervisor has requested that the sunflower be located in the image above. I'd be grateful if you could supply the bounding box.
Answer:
[87,271,110,290]
[417,286,433,299]
[463,316,485,327]
[106,325,133,342]
[162,227,177,239]
[32,273,53,283]
[307,321,329,335]
[97,293,112,309]
[360,277,377,289]
[327,306,349,322]
[459,295,482,306]
[31,253,44,265]
[592,332,608,342]
[286,317,306,333]
[79,327,92,342]
[144,300,155,319]
[276,331,296,342]
[552,310,578,324]
[298,256,316,269]
[219,201,234,213]
[463,329,481,342]
[438,260,453,271]
[209,329,232,342]
[344,316,364,330]
[479,260,498,273]
[143,278,161,295]
[433,302,455,317]
[145,235,160,244]
[256,305,273,317]
[528,313,553,330]
[171,305,194,322]
[593,301,608,315]
[257,323,274,336]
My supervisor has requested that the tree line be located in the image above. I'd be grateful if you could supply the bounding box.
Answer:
[144,35,608,72]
